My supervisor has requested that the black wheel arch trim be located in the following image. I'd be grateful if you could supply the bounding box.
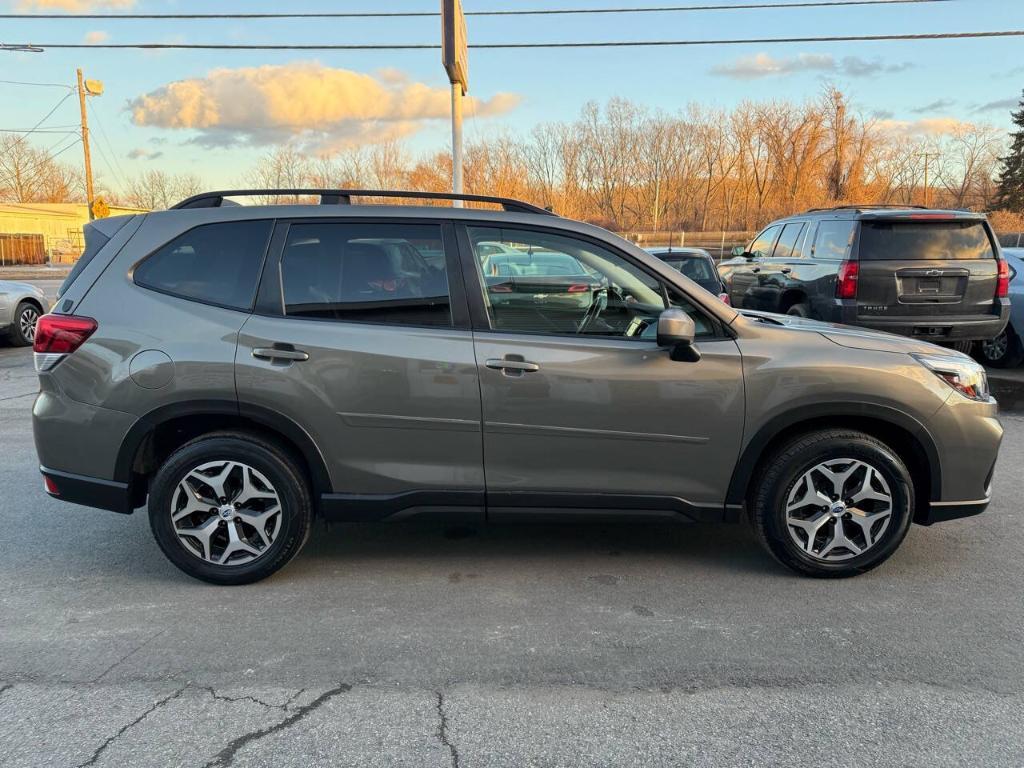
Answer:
[114,399,333,499]
[726,402,942,507]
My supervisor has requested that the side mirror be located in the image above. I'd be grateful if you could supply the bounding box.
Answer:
[730,245,746,258]
[656,308,700,362]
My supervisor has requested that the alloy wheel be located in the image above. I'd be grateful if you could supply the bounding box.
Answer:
[171,460,282,566]
[19,307,39,342]
[784,458,893,562]
[981,331,1008,363]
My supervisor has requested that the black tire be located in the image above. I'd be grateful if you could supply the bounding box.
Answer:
[750,429,914,578]
[148,431,312,585]
[785,302,810,318]
[976,326,1024,369]
[9,301,41,346]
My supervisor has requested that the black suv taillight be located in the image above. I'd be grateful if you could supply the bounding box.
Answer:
[836,260,859,299]
[996,258,1010,299]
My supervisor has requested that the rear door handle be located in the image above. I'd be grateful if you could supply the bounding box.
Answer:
[780,267,792,274]
[751,267,761,273]
[485,358,540,374]
[253,346,309,362]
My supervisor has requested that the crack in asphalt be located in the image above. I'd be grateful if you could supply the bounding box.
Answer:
[202,683,352,768]
[77,685,189,768]
[199,686,279,710]
[0,683,12,700]
[91,629,168,683]
[436,691,461,768]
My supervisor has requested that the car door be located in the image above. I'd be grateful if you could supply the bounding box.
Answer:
[727,224,782,308]
[754,221,807,311]
[457,223,745,520]
[235,217,484,519]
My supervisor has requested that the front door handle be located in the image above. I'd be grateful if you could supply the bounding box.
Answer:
[751,267,761,274]
[253,346,310,363]
[780,267,792,274]
[485,357,540,375]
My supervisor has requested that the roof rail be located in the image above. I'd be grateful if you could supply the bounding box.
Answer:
[170,189,555,216]
[805,203,929,213]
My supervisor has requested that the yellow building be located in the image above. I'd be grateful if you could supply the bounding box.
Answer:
[0,202,148,266]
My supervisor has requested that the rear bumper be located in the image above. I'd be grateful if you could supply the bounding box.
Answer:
[40,466,135,514]
[836,300,1009,342]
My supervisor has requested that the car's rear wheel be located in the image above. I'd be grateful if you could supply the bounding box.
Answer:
[785,302,810,318]
[976,326,1024,369]
[750,429,914,578]
[10,301,40,346]
[148,432,312,585]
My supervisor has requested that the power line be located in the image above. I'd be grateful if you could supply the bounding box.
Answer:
[87,99,126,190]
[0,0,957,19]
[0,79,73,89]
[9,91,73,144]
[5,29,1022,51]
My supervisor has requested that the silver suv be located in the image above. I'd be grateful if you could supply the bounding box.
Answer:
[32,190,1002,584]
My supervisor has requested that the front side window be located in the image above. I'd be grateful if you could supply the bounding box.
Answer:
[748,225,782,258]
[468,226,715,339]
[280,222,451,327]
[134,220,273,310]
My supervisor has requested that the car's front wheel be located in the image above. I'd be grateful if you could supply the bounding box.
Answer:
[976,326,1024,369]
[10,301,41,346]
[148,432,312,585]
[750,429,914,578]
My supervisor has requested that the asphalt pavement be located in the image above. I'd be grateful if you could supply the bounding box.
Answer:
[1,339,1022,767]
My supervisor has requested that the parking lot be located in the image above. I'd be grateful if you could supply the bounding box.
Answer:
[1,328,1023,767]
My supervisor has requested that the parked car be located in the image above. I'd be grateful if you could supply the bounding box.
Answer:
[719,206,1009,352]
[0,280,48,346]
[34,189,1001,584]
[645,247,730,303]
[975,248,1024,367]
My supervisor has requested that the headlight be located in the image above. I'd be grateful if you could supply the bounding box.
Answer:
[912,353,990,401]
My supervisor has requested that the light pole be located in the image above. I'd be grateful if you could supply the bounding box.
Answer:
[441,0,468,206]
[76,69,103,220]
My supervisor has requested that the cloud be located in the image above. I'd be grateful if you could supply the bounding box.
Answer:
[127,147,163,161]
[16,0,134,10]
[711,52,911,80]
[128,62,521,149]
[83,30,109,44]
[910,99,956,115]
[875,117,978,137]
[871,109,895,120]
[973,98,1019,113]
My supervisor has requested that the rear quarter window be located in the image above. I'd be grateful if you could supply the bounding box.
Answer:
[858,220,995,261]
[133,220,273,310]
[58,225,109,299]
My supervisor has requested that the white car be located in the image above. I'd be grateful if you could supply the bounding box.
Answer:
[0,281,49,346]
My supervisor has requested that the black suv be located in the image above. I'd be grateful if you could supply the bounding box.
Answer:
[719,206,1010,348]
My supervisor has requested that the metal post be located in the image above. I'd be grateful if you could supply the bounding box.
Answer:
[77,68,95,221]
[451,82,464,207]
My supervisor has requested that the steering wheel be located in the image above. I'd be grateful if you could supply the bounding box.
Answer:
[577,287,608,334]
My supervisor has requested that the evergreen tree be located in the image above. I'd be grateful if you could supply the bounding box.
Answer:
[995,90,1024,212]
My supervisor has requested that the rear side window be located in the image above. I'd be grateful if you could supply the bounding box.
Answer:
[772,222,805,259]
[810,221,856,260]
[58,225,109,299]
[858,221,995,261]
[280,222,451,327]
[134,220,272,310]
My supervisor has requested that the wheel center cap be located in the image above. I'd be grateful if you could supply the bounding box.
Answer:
[830,502,846,517]
[219,505,234,519]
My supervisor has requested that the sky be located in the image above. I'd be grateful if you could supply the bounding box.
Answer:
[3,0,1024,192]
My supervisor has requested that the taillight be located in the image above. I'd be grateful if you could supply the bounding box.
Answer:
[43,475,60,496]
[996,258,1010,299]
[33,314,97,371]
[566,283,590,293]
[836,260,859,299]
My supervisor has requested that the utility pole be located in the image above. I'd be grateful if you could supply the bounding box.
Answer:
[916,151,939,208]
[76,68,96,220]
[441,0,468,207]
